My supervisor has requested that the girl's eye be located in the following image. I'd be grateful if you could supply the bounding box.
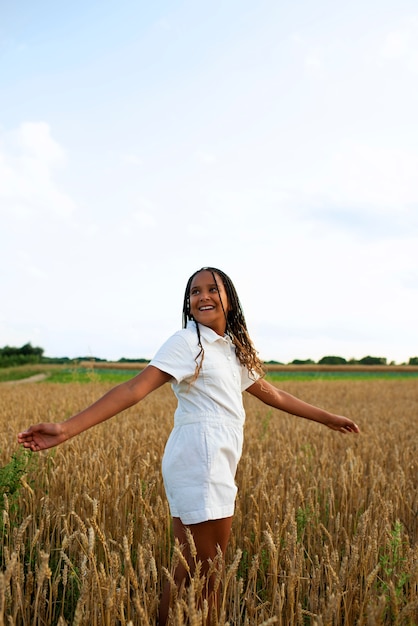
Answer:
[190,286,218,295]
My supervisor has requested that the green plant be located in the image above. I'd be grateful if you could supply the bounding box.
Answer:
[0,449,38,567]
[0,449,36,504]
[296,504,316,542]
[260,409,273,440]
[378,520,410,619]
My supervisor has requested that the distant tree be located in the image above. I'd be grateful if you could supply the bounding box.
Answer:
[318,355,347,365]
[408,357,418,365]
[289,359,315,365]
[0,343,44,367]
[358,356,387,365]
[1,345,18,357]
[264,360,284,366]
[20,343,44,357]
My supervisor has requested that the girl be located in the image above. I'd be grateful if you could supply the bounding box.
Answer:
[18,267,359,625]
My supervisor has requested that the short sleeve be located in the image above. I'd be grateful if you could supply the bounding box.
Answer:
[240,365,260,391]
[149,331,196,384]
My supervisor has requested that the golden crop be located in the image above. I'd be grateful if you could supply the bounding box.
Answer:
[1,379,417,625]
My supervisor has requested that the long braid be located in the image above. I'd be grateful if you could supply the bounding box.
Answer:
[182,273,205,381]
[182,267,264,382]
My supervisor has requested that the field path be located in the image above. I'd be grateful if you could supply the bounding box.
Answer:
[0,373,48,385]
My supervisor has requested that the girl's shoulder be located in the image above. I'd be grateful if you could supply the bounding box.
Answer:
[167,325,198,345]
[170,321,201,346]
[153,326,197,359]
[150,326,198,383]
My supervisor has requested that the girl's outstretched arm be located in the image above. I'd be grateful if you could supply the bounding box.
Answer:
[17,365,172,452]
[246,379,360,434]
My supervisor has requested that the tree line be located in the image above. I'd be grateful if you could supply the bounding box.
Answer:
[0,344,45,367]
[1,343,418,368]
[0,344,149,368]
[281,355,418,366]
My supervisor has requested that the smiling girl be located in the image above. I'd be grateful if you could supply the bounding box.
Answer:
[18,266,359,625]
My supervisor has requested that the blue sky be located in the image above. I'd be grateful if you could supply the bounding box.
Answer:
[1,0,417,363]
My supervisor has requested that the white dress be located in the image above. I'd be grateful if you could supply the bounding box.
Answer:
[149,320,258,524]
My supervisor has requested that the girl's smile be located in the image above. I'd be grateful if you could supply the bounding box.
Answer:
[189,270,230,335]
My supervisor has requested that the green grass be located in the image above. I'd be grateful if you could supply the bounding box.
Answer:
[1,365,417,385]
[46,368,142,384]
[0,365,141,384]
[45,368,418,384]
[0,368,45,383]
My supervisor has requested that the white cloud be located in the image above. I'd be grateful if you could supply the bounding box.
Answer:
[305,51,323,72]
[382,30,410,59]
[15,250,49,281]
[0,122,75,219]
[380,16,418,72]
[17,121,65,163]
[132,209,157,228]
[304,140,418,218]
[110,151,144,167]
[290,32,303,45]
[196,150,216,164]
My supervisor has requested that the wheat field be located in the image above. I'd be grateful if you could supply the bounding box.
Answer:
[0,379,417,625]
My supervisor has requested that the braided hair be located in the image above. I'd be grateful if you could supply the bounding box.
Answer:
[182,267,265,382]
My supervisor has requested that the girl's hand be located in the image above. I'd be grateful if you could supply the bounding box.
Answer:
[325,414,360,434]
[17,423,67,452]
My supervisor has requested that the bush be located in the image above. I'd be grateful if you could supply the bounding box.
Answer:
[318,356,347,365]
[358,356,387,366]
[289,359,315,365]
[0,343,44,368]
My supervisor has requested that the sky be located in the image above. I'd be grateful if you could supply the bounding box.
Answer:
[1,0,417,364]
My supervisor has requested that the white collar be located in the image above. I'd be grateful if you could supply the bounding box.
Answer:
[186,319,231,344]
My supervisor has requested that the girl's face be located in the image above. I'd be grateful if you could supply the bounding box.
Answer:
[189,270,230,335]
